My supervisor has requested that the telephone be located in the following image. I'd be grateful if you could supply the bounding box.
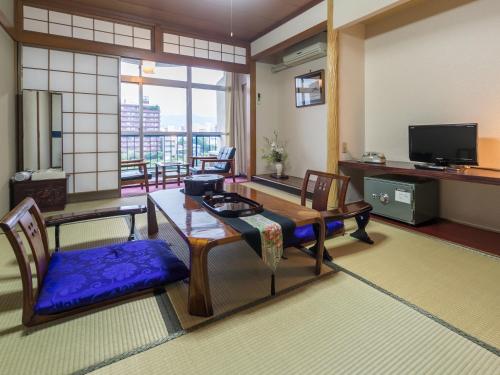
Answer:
[361,152,386,164]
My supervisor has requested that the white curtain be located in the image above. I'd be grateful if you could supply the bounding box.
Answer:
[226,72,248,176]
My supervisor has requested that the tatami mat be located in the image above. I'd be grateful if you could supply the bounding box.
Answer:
[135,215,332,329]
[0,218,178,375]
[92,272,500,375]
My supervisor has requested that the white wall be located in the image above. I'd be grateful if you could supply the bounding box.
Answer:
[0,26,16,216]
[251,1,327,57]
[256,58,328,177]
[334,0,410,29]
[364,0,500,231]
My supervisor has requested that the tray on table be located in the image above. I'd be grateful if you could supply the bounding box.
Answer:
[202,192,264,218]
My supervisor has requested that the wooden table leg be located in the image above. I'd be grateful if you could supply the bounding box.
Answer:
[350,212,374,244]
[177,165,181,186]
[155,164,159,188]
[162,166,166,190]
[147,195,159,236]
[313,219,325,275]
[188,239,214,317]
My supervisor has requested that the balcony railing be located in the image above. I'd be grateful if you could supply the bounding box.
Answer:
[121,132,224,170]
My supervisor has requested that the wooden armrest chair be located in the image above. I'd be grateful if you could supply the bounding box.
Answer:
[121,159,151,192]
[45,205,147,251]
[0,198,189,327]
[190,146,236,182]
[289,170,373,261]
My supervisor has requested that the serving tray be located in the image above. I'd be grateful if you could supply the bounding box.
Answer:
[202,192,264,218]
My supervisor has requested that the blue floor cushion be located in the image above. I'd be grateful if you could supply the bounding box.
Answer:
[35,240,189,315]
[290,220,344,245]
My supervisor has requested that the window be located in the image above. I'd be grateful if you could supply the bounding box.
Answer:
[120,60,228,167]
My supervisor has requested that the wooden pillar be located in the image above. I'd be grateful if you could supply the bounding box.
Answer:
[248,60,257,178]
[326,0,340,206]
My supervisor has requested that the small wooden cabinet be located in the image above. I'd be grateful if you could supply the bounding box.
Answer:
[10,178,67,212]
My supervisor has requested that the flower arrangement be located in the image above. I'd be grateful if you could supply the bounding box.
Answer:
[262,131,287,164]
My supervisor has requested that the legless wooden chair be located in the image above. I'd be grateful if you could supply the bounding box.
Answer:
[0,198,189,327]
[290,170,373,260]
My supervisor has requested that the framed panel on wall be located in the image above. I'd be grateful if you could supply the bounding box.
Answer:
[295,70,325,108]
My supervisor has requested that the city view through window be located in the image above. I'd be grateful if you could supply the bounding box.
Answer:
[120,60,228,168]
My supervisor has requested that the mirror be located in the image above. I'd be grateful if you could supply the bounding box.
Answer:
[22,91,63,171]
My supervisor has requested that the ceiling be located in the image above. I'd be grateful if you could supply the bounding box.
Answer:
[48,0,322,42]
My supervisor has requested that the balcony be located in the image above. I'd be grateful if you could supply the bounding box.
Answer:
[121,133,224,170]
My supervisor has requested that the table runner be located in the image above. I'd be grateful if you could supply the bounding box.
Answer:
[187,193,296,272]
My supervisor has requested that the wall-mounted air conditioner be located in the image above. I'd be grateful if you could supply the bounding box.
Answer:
[271,42,327,73]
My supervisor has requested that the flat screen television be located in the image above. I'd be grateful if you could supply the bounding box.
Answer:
[409,123,478,166]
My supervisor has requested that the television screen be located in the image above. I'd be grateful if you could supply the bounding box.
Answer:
[409,124,478,165]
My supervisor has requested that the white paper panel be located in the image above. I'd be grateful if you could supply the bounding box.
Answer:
[38,93,51,169]
[221,44,234,54]
[50,50,73,71]
[73,27,93,40]
[75,153,97,173]
[94,31,114,44]
[75,173,97,193]
[73,15,93,29]
[98,171,118,191]
[179,36,194,47]
[195,39,208,49]
[22,47,48,69]
[97,76,118,95]
[209,42,222,52]
[209,51,222,61]
[23,69,49,90]
[24,19,48,33]
[63,113,74,133]
[49,23,72,37]
[97,95,118,114]
[115,34,133,47]
[50,71,74,92]
[22,91,38,171]
[179,46,194,56]
[67,174,74,193]
[94,19,113,32]
[75,113,97,132]
[75,93,97,113]
[234,55,246,65]
[164,43,179,54]
[222,53,234,63]
[164,33,179,44]
[62,93,73,112]
[115,23,133,36]
[63,154,73,173]
[74,133,97,152]
[75,73,97,93]
[98,134,118,152]
[134,27,151,39]
[98,153,118,171]
[98,114,118,133]
[63,136,73,153]
[98,57,118,76]
[49,11,71,25]
[234,46,246,56]
[75,54,97,74]
[195,49,209,59]
[134,38,150,50]
[24,6,48,21]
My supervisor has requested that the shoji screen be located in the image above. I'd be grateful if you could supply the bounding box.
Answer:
[21,46,120,194]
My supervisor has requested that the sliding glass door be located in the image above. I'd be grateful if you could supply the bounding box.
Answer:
[120,59,228,168]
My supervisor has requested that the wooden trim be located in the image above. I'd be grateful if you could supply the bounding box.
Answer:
[251,0,325,41]
[248,60,256,177]
[326,0,339,207]
[251,21,327,61]
[67,189,120,203]
[18,30,250,74]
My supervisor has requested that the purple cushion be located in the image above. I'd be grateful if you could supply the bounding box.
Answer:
[290,220,344,245]
[34,240,189,315]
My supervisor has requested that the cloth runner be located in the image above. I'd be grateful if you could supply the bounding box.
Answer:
[187,193,295,271]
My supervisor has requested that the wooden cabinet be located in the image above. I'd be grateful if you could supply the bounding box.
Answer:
[10,178,67,212]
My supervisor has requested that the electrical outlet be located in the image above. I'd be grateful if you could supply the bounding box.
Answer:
[342,142,348,153]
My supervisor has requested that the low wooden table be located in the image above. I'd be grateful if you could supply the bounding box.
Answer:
[155,162,190,188]
[147,184,325,317]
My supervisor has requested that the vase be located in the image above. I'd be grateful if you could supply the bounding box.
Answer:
[275,162,283,177]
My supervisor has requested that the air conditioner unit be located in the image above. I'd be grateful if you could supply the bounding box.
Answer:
[271,42,327,73]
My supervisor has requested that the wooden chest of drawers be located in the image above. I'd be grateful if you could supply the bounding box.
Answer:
[10,178,67,212]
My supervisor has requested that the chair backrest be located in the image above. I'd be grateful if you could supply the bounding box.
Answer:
[300,170,350,212]
[215,147,236,171]
[0,198,50,324]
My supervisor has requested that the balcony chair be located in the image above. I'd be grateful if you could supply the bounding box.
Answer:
[0,198,189,327]
[121,159,152,192]
[289,170,374,261]
[190,146,236,182]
